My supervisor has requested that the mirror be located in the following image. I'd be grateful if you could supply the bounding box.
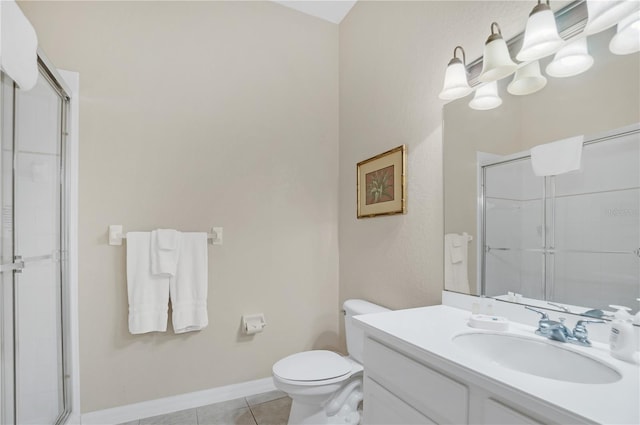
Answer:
[443,28,640,317]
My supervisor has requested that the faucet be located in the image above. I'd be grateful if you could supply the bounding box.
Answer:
[525,306,604,346]
[526,306,571,342]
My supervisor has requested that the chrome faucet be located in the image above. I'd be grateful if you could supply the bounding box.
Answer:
[525,306,604,346]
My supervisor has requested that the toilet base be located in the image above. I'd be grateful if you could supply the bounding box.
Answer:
[275,374,363,425]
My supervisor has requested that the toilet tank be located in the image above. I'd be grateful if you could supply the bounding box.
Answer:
[344,299,389,363]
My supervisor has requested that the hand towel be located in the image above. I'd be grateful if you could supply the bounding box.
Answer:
[126,232,170,334]
[150,229,181,276]
[530,135,584,176]
[171,232,208,333]
[1,0,39,90]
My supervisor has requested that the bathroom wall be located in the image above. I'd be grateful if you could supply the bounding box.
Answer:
[18,1,339,413]
[338,1,539,312]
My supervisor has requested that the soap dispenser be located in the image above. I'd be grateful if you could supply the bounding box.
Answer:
[609,305,635,363]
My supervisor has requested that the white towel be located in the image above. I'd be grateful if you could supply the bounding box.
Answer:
[150,229,181,276]
[530,135,584,176]
[171,232,208,334]
[0,0,39,90]
[444,232,472,293]
[126,232,170,334]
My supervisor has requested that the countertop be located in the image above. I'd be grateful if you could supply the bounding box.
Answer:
[354,305,640,425]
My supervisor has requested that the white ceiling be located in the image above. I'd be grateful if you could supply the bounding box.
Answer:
[273,1,357,24]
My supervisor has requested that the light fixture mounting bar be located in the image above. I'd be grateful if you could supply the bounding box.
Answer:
[466,0,587,87]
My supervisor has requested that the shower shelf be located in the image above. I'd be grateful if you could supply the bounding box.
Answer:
[485,246,640,258]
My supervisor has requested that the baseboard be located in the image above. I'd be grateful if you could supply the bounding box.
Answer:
[81,377,276,425]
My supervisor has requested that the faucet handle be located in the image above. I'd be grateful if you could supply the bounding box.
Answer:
[575,319,605,329]
[525,306,549,320]
[572,319,605,346]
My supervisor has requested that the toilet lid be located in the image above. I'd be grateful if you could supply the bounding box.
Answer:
[273,350,352,382]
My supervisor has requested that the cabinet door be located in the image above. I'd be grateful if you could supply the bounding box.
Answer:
[484,398,543,425]
[364,377,435,425]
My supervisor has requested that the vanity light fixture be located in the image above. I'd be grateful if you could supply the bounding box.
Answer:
[584,0,640,35]
[469,81,502,110]
[517,0,564,62]
[478,23,518,82]
[507,61,547,95]
[439,46,473,100]
[609,10,640,55]
[546,38,594,77]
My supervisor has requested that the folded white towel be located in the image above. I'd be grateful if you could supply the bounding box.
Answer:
[171,232,208,334]
[530,135,584,176]
[1,0,39,90]
[126,232,170,334]
[150,229,181,276]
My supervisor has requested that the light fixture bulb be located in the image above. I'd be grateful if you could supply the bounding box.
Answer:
[478,23,518,83]
[517,0,564,62]
[508,61,547,95]
[546,38,594,77]
[584,0,640,35]
[439,46,473,100]
[609,10,640,55]
[469,81,503,110]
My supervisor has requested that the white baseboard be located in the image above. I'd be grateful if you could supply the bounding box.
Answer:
[81,377,276,425]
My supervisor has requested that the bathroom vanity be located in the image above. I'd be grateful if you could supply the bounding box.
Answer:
[354,305,640,425]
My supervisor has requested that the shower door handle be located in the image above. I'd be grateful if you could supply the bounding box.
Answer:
[0,255,25,273]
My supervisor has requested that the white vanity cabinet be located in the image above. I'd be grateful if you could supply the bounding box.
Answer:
[362,337,585,425]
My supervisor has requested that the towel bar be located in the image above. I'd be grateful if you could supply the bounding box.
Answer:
[108,225,222,246]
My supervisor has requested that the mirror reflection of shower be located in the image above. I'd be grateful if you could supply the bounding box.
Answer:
[481,126,640,314]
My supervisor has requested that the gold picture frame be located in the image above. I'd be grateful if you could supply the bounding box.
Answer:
[357,145,406,218]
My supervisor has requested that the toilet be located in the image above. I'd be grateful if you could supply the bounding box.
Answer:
[272,299,389,425]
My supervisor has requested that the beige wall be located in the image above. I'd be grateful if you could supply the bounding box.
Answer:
[337,1,538,312]
[19,1,339,413]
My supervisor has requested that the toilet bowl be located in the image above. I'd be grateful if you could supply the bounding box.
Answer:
[272,299,389,425]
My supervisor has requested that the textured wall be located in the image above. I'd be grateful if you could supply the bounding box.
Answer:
[19,1,339,412]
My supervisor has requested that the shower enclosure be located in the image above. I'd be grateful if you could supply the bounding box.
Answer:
[0,56,71,424]
[481,126,640,311]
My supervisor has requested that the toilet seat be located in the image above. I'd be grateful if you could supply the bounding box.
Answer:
[273,350,352,383]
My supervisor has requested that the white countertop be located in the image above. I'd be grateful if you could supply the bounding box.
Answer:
[354,305,640,425]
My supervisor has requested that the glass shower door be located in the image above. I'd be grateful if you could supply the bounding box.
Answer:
[14,70,65,424]
[0,66,68,425]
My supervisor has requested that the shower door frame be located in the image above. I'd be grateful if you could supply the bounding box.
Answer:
[0,51,76,425]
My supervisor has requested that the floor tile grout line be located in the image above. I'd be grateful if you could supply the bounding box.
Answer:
[245,397,259,425]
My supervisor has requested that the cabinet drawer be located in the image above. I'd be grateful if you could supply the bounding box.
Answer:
[364,377,436,425]
[483,398,544,425]
[364,338,468,424]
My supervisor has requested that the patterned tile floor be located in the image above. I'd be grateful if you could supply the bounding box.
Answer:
[120,390,292,425]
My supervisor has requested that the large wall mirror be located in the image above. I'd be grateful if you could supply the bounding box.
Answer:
[443,22,640,319]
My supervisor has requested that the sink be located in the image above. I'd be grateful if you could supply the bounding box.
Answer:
[452,332,621,384]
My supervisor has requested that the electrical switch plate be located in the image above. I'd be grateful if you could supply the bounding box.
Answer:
[211,227,223,245]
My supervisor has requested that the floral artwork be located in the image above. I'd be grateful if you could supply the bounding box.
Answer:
[365,165,395,205]
[357,145,406,218]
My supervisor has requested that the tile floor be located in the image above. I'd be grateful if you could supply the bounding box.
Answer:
[120,390,292,425]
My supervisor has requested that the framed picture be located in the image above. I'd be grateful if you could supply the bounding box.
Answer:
[357,145,406,218]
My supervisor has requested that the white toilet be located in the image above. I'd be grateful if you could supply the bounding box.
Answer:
[272,299,389,425]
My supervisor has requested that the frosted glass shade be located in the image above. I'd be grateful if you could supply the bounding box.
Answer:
[517,7,564,62]
[508,61,547,95]
[478,38,518,82]
[584,0,640,35]
[546,38,594,78]
[439,59,473,100]
[609,11,640,55]
[469,82,502,110]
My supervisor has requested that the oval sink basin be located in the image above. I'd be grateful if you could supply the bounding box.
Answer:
[452,332,621,384]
